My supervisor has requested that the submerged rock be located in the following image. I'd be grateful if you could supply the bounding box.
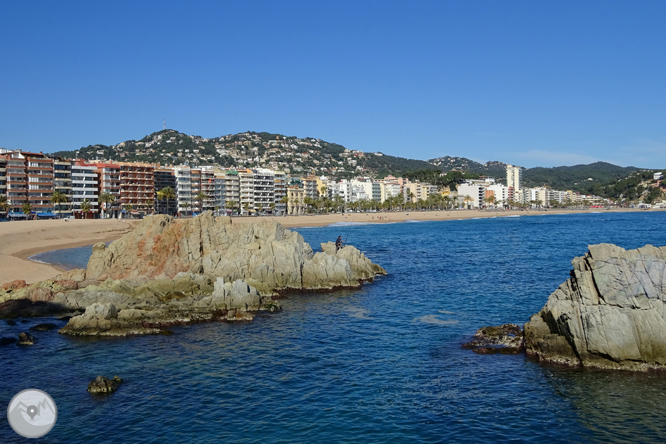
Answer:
[17,332,35,345]
[524,244,666,371]
[462,324,524,354]
[29,323,58,332]
[0,337,17,346]
[88,375,123,394]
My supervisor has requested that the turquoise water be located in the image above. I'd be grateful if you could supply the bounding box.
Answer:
[3,212,666,443]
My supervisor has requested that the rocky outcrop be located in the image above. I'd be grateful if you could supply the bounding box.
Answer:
[462,324,524,354]
[57,274,269,336]
[18,332,35,345]
[0,213,385,336]
[88,375,123,394]
[524,244,666,371]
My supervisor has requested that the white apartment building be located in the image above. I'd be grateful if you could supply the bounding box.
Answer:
[506,165,522,192]
[71,165,99,214]
[253,168,274,213]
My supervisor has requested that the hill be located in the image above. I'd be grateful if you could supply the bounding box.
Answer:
[51,130,434,178]
[427,156,508,178]
[522,162,640,190]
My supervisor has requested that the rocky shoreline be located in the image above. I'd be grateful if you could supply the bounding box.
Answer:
[0,213,386,336]
[464,243,666,371]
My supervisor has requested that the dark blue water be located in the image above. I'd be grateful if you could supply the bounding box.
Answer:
[3,212,666,443]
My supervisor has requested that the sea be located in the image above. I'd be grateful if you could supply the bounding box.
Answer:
[2,211,666,443]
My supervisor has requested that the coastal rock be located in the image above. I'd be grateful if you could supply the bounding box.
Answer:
[462,324,524,354]
[87,375,123,394]
[1,280,27,291]
[29,323,58,332]
[0,337,17,345]
[524,244,666,371]
[3,213,384,335]
[18,332,35,345]
[60,303,118,334]
[84,212,385,294]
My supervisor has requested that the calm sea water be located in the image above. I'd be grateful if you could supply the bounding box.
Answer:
[3,212,666,443]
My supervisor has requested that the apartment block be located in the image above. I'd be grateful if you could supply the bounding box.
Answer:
[71,164,99,216]
[53,159,73,217]
[119,162,154,214]
[4,151,55,217]
[95,162,121,218]
[154,168,177,215]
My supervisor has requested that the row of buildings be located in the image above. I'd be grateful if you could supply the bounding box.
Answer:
[457,165,607,208]
[0,150,605,219]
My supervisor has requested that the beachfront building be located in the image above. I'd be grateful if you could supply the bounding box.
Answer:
[506,165,522,192]
[253,168,274,214]
[0,154,6,217]
[274,171,287,215]
[119,162,154,216]
[222,170,240,215]
[174,166,194,216]
[213,170,227,214]
[94,162,121,218]
[3,151,55,218]
[71,164,99,217]
[154,168,177,215]
[239,169,255,215]
[287,185,305,215]
[190,168,202,213]
[53,159,73,217]
[200,168,216,212]
[302,176,319,200]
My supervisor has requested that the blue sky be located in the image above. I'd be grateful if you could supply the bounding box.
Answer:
[1,1,665,168]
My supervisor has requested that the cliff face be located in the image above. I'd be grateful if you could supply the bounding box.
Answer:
[524,244,666,370]
[0,213,386,335]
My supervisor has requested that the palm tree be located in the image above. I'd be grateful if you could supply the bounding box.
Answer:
[81,199,92,218]
[225,200,236,216]
[157,187,176,216]
[195,192,206,213]
[123,203,133,218]
[22,201,32,218]
[0,195,10,217]
[464,195,473,210]
[50,190,67,219]
[98,192,115,219]
[280,195,289,216]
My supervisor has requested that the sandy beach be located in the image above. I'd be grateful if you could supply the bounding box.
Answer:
[0,207,661,285]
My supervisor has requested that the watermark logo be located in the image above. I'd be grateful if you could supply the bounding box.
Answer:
[7,389,57,438]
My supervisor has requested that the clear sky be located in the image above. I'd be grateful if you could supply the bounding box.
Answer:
[1,1,665,168]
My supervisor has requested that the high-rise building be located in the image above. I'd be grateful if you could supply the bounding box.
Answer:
[4,151,54,218]
[119,162,154,215]
[94,162,121,218]
[506,165,522,192]
[71,164,99,216]
[154,168,176,215]
[53,159,73,217]
[253,168,274,214]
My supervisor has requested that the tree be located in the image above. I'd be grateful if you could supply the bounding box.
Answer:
[81,199,92,215]
[195,192,206,213]
[463,195,473,209]
[22,201,32,218]
[280,195,289,216]
[98,192,115,219]
[243,202,250,216]
[50,190,68,219]
[157,187,176,216]
[0,195,8,215]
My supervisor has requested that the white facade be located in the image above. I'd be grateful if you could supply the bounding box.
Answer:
[506,165,522,191]
[71,165,99,213]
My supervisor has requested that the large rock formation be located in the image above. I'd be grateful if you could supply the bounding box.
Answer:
[0,213,386,336]
[524,244,666,371]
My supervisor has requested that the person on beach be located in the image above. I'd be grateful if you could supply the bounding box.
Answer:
[336,236,343,251]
